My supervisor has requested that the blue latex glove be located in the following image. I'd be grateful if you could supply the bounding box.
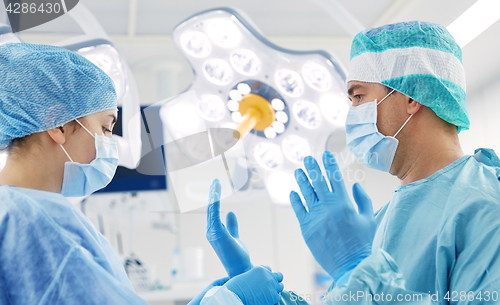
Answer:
[290,151,376,281]
[224,266,284,305]
[207,179,253,278]
[188,277,230,305]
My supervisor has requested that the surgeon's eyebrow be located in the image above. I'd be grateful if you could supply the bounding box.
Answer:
[110,114,117,125]
[347,84,363,97]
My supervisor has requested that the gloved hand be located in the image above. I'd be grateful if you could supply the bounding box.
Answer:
[207,179,253,278]
[188,277,230,305]
[224,266,284,305]
[290,151,376,281]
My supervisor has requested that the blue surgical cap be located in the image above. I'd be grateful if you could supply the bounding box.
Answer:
[0,43,117,148]
[348,21,469,132]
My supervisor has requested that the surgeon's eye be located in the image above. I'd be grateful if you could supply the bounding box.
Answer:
[103,127,112,134]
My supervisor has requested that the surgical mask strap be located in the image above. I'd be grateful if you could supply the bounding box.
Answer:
[393,113,414,138]
[60,144,74,162]
[374,89,414,138]
[75,119,96,139]
[377,89,396,106]
[59,119,95,163]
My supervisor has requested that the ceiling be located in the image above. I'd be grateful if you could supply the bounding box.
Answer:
[20,0,477,36]
[14,0,500,95]
[22,0,397,36]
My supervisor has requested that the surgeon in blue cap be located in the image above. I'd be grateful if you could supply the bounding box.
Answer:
[0,43,284,305]
[207,21,500,304]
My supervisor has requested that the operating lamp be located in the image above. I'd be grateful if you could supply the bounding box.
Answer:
[169,7,349,204]
[0,23,20,44]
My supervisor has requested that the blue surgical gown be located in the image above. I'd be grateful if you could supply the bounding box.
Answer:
[0,186,149,304]
[324,148,500,304]
[0,185,305,305]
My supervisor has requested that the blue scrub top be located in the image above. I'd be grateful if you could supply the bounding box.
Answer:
[325,149,500,304]
[0,186,148,304]
[373,150,500,296]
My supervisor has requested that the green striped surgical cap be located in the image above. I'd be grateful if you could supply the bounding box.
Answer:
[348,21,469,132]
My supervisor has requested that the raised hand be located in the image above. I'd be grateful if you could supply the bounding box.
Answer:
[207,179,253,278]
[290,151,376,281]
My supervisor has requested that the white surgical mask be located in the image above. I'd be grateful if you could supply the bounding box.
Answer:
[345,89,413,172]
[59,119,119,197]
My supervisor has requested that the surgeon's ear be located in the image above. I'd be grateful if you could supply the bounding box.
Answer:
[407,98,421,115]
[46,127,68,145]
[47,121,81,145]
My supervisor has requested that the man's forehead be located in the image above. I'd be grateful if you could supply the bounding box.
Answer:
[346,81,385,93]
[347,80,370,88]
[347,81,369,95]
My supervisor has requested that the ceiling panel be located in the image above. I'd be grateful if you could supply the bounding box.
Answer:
[81,0,129,10]
[136,10,346,36]
[12,0,500,98]
[13,0,488,39]
[462,20,500,95]
[134,0,397,36]
[16,9,81,34]
[18,0,129,35]
[77,0,129,35]
[337,0,397,28]
[381,0,477,27]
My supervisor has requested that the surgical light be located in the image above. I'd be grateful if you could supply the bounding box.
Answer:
[271,99,285,111]
[165,103,202,133]
[76,44,128,101]
[293,100,321,129]
[231,111,242,123]
[275,69,304,97]
[276,111,289,123]
[203,58,233,86]
[0,34,19,44]
[266,171,298,204]
[227,99,239,112]
[229,89,243,102]
[254,142,283,170]
[272,121,285,134]
[0,25,20,45]
[180,31,212,58]
[198,94,226,122]
[264,127,277,139]
[171,8,348,205]
[237,82,252,95]
[225,80,285,139]
[320,93,350,126]
[230,49,261,76]
[302,61,333,91]
[282,135,310,164]
[208,19,241,48]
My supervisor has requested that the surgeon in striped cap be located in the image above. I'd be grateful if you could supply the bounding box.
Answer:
[290,21,500,304]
